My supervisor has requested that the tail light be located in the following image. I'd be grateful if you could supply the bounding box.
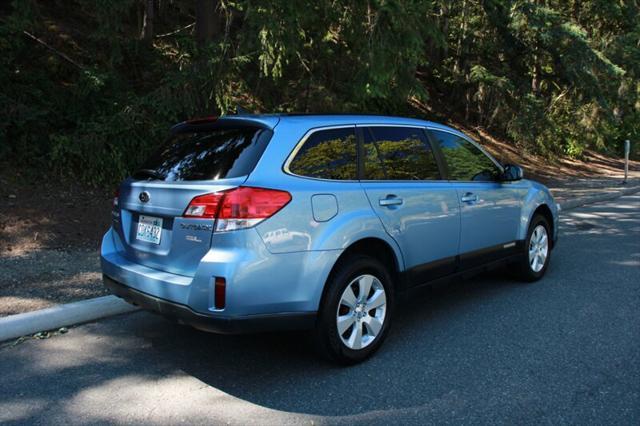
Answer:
[183,193,224,219]
[183,186,291,232]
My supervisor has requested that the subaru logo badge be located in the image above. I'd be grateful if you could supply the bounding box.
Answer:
[139,191,150,203]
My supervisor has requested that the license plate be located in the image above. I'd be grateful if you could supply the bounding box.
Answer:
[136,215,163,244]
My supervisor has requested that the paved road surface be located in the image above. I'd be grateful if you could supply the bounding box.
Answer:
[1,195,639,425]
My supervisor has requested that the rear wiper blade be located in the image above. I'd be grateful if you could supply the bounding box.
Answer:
[133,169,165,181]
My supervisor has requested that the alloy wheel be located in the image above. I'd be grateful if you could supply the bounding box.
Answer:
[336,274,387,350]
[529,225,549,273]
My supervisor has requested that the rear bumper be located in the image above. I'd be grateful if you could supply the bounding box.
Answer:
[104,275,316,334]
[101,227,341,316]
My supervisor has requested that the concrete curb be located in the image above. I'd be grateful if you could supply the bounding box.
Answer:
[0,295,139,343]
[0,184,637,344]
[558,185,640,210]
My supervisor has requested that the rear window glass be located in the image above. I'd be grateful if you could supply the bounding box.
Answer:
[288,127,357,180]
[133,127,272,181]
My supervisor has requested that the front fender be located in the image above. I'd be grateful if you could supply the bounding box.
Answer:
[518,181,559,242]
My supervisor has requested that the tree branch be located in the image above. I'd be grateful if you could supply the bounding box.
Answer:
[22,30,84,70]
[155,22,195,38]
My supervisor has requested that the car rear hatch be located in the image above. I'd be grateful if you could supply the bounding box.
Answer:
[111,116,278,277]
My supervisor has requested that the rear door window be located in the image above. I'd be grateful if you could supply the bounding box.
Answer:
[133,126,272,181]
[363,126,441,180]
[288,127,357,180]
[429,130,501,181]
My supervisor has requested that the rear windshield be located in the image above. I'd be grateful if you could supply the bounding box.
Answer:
[133,126,272,181]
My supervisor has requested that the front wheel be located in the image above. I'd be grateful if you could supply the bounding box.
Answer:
[314,255,394,365]
[512,214,551,282]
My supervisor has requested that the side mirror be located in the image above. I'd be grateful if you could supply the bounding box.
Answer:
[501,164,523,181]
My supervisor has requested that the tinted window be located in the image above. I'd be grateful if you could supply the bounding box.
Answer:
[430,130,500,181]
[289,128,357,180]
[363,126,441,180]
[134,126,271,181]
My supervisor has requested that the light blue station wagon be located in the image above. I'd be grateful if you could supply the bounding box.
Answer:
[102,113,559,363]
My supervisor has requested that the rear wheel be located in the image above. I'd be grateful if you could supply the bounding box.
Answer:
[512,214,551,282]
[314,255,394,364]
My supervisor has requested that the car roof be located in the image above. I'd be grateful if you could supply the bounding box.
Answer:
[216,113,460,133]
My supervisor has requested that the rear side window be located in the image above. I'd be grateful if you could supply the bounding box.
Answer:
[288,127,357,180]
[133,126,271,181]
[429,130,500,181]
[363,126,441,180]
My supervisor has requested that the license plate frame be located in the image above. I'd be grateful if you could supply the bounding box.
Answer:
[136,215,163,245]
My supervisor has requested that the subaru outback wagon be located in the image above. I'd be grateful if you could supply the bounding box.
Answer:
[102,114,559,364]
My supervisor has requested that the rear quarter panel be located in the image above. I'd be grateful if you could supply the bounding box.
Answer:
[246,119,405,266]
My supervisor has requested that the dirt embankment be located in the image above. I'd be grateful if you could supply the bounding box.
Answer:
[1,175,112,316]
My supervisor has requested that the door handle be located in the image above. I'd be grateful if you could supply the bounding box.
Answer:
[460,192,478,203]
[379,196,403,207]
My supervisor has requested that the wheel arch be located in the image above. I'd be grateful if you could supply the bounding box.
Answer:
[316,237,403,311]
[530,203,555,248]
[519,182,558,248]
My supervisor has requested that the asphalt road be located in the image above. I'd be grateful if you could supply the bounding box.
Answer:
[1,195,639,425]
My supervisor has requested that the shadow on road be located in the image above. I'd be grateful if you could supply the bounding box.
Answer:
[147,268,522,415]
[1,196,638,424]
[142,196,640,418]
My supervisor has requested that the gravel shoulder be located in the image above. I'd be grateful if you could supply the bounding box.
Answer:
[0,249,107,316]
[1,174,111,317]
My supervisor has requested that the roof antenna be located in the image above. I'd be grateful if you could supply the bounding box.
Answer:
[235,105,251,115]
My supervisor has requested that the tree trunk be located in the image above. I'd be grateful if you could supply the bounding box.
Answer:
[441,2,450,60]
[195,0,220,46]
[141,0,154,41]
[428,2,449,68]
[531,52,541,95]
[454,0,468,75]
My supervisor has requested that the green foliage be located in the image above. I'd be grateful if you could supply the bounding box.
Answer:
[289,134,357,180]
[1,0,639,187]
[369,138,440,180]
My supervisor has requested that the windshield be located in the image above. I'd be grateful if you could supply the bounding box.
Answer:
[133,126,272,181]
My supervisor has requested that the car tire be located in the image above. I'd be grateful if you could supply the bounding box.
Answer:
[512,214,552,282]
[314,255,394,365]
